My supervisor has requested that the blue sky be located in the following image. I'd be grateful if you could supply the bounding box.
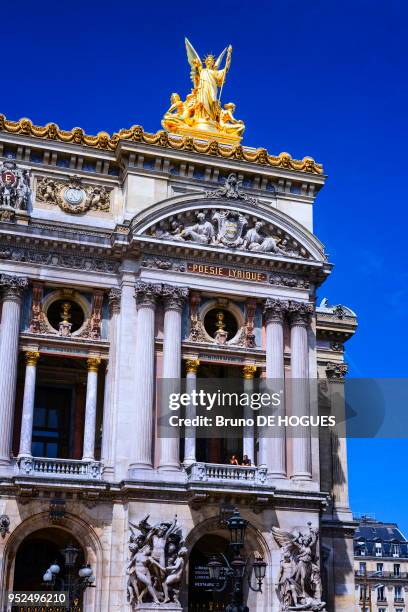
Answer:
[3,1,407,530]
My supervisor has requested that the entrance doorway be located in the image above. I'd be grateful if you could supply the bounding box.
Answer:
[187,533,248,611]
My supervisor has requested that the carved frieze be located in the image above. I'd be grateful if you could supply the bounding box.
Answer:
[270,272,310,289]
[36,175,111,214]
[326,361,348,380]
[205,173,258,205]
[141,256,186,272]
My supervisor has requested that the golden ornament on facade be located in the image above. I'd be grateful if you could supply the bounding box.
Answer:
[185,359,200,374]
[87,357,101,372]
[25,351,40,366]
[161,38,244,145]
[242,365,257,379]
[0,114,323,174]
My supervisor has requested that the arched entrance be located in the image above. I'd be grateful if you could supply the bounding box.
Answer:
[187,534,232,611]
[13,528,84,596]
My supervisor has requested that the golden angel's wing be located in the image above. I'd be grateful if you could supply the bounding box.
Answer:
[185,37,202,71]
[215,47,227,68]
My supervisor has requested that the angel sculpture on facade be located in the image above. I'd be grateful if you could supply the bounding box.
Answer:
[126,515,185,607]
[162,38,245,142]
[272,523,326,611]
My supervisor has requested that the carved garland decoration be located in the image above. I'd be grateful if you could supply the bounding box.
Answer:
[36,175,111,214]
[0,114,323,174]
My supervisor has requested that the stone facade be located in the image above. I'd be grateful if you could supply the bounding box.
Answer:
[0,120,357,611]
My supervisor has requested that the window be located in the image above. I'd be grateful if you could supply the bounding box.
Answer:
[378,608,386,612]
[395,585,403,601]
[391,543,400,557]
[32,386,73,458]
[375,542,383,556]
[394,563,400,576]
[359,562,367,575]
[376,562,383,574]
[377,586,385,601]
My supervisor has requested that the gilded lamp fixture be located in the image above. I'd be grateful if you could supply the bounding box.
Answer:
[162,38,245,145]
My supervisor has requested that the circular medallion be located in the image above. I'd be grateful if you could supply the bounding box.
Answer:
[64,187,85,205]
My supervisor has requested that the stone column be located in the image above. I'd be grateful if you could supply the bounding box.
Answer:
[183,359,200,467]
[129,282,161,471]
[158,285,188,471]
[289,301,314,480]
[18,350,40,458]
[262,298,288,478]
[242,365,256,463]
[326,361,350,513]
[0,274,28,465]
[101,289,121,476]
[82,357,101,461]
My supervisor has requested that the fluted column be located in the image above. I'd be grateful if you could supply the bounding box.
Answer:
[18,350,40,457]
[0,274,28,464]
[82,357,101,461]
[101,289,121,475]
[184,359,200,466]
[289,301,313,480]
[260,299,287,477]
[158,285,188,471]
[130,282,161,470]
[242,365,256,463]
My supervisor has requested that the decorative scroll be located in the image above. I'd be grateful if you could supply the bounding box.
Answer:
[127,515,185,607]
[0,114,324,174]
[272,523,326,611]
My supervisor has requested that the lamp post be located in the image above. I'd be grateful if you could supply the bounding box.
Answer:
[43,542,95,608]
[207,509,267,612]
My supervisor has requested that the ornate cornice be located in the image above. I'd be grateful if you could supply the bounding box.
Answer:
[162,284,189,311]
[134,281,162,308]
[0,114,323,175]
[264,298,288,323]
[288,301,314,326]
[0,274,28,299]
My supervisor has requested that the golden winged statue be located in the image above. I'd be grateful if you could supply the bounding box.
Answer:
[162,38,245,144]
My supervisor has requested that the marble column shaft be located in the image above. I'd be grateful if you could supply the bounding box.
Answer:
[130,282,161,470]
[18,351,40,457]
[0,275,27,464]
[158,286,188,471]
[260,299,287,477]
[289,302,313,480]
[184,360,200,466]
[242,366,256,463]
[82,358,101,461]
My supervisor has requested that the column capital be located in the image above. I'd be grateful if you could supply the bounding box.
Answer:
[264,298,288,323]
[108,288,121,314]
[162,285,189,311]
[25,351,40,366]
[1,274,28,300]
[326,361,348,380]
[185,358,200,374]
[135,281,161,308]
[87,357,101,372]
[242,365,257,379]
[288,301,314,326]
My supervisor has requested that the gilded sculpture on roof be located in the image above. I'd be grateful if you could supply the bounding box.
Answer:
[162,38,245,144]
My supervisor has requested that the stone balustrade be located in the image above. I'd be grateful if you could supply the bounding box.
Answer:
[186,462,268,486]
[16,456,103,479]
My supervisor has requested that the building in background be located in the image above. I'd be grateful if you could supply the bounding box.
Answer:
[354,516,408,612]
[0,39,358,612]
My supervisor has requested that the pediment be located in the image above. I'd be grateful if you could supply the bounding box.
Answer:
[131,192,327,264]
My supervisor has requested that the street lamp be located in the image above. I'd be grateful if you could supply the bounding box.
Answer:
[207,509,267,612]
[43,543,95,606]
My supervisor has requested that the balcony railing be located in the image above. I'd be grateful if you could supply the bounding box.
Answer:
[186,462,268,486]
[355,570,408,579]
[16,456,103,479]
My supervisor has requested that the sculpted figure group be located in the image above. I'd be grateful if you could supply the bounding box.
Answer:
[127,515,186,608]
[273,523,326,611]
[0,161,31,211]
